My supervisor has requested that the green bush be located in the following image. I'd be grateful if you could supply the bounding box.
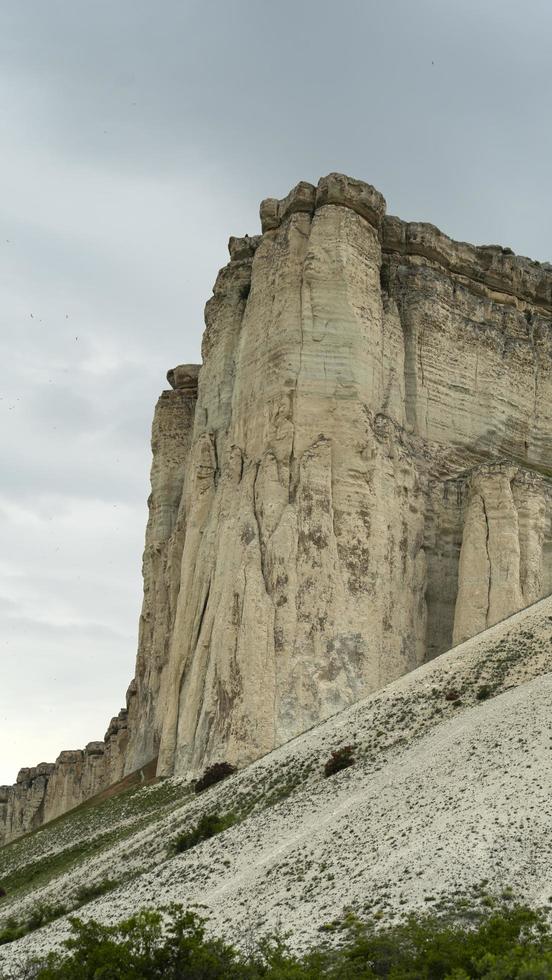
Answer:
[6,900,552,978]
[476,684,494,701]
[23,907,251,979]
[0,902,65,947]
[173,811,237,854]
[75,878,117,905]
[0,915,26,946]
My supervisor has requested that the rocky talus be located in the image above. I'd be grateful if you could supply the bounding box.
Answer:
[2,594,552,972]
[1,173,551,845]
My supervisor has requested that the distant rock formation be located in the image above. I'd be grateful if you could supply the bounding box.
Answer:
[2,173,551,845]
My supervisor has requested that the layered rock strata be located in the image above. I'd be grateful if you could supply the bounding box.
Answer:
[2,173,551,845]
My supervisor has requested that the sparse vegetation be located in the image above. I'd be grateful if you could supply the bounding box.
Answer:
[476,683,494,701]
[0,779,191,905]
[194,762,237,794]
[1,604,549,976]
[0,881,122,948]
[7,901,552,978]
[0,902,66,947]
[172,811,237,854]
[74,878,118,905]
[323,745,355,778]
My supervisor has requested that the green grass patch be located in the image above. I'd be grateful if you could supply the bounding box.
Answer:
[0,901,66,947]
[0,780,194,903]
[172,812,237,854]
[74,878,118,905]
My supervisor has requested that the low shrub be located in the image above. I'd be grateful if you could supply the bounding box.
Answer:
[22,907,250,979]
[0,902,66,947]
[0,916,25,946]
[194,761,236,793]
[75,879,117,906]
[173,811,237,854]
[11,900,552,979]
[445,689,460,702]
[476,684,493,701]
[0,887,5,899]
[323,745,355,778]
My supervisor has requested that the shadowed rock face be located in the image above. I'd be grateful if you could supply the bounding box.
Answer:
[2,173,552,843]
[124,373,199,774]
[166,363,200,392]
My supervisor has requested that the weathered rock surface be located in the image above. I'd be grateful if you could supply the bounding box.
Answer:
[124,372,199,774]
[0,744,107,844]
[156,174,552,779]
[452,464,548,644]
[2,173,551,844]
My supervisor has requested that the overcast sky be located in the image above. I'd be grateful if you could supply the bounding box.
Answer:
[1,0,551,785]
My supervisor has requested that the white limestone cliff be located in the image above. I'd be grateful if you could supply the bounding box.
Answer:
[156,174,552,778]
[2,173,551,845]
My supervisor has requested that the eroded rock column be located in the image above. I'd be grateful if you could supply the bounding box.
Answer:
[453,464,525,644]
[124,365,199,773]
[158,175,429,779]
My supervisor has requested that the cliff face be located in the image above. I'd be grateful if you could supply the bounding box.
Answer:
[2,173,551,845]
[124,365,199,773]
[156,174,552,778]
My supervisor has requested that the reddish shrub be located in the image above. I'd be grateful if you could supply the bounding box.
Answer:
[445,689,461,702]
[323,745,355,778]
[194,762,236,794]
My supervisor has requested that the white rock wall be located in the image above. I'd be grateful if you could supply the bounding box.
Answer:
[3,173,552,843]
[124,368,199,773]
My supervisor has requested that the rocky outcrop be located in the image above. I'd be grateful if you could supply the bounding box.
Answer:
[124,365,199,773]
[0,765,54,843]
[156,174,552,778]
[453,464,548,644]
[2,173,552,845]
[0,742,111,843]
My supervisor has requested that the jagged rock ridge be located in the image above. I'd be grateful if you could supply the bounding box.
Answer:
[1,173,551,845]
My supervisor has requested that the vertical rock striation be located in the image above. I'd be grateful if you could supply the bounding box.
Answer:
[124,365,199,773]
[2,173,552,844]
[155,174,552,779]
[453,465,548,645]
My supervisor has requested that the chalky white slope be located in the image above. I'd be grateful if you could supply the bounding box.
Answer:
[1,594,552,973]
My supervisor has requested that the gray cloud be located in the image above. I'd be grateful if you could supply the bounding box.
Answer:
[1,0,551,783]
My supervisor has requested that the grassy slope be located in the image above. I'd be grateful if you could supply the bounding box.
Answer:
[1,595,551,969]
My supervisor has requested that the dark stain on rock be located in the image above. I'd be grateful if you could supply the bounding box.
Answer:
[241,524,256,545]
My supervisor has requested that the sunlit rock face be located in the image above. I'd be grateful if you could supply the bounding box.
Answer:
[2,173,551,843]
